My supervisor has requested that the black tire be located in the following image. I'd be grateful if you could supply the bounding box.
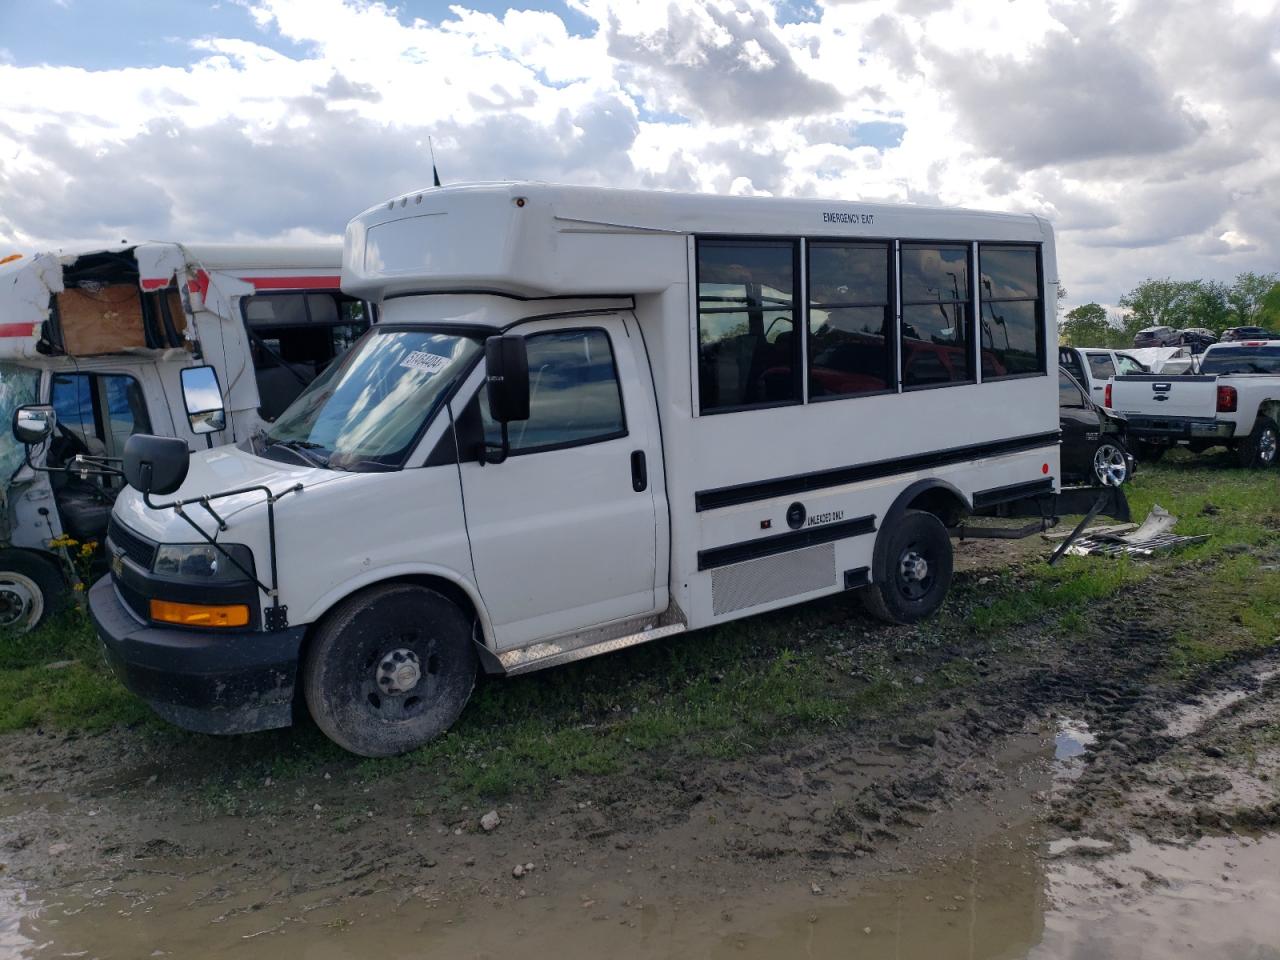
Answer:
[0,550,67,633]
[862,509,953,625]
[302,583,477,757]
[1135,442,1166,463]
[1236,416,1279,469]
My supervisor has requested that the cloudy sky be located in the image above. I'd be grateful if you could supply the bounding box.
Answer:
[0,0,1277,308]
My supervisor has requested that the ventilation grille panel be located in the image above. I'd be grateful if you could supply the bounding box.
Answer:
[711,542,837,616]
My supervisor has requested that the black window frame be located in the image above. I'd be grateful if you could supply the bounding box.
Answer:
[480,325,630,457]
[695,236,803,416]
[899,240,976,391]
[238,290,370,329]
[805,239,898,403]
[49,370,153,475]
[978,242,1046,382]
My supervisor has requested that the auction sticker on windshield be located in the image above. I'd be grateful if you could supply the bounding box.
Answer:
[400,351,450,373]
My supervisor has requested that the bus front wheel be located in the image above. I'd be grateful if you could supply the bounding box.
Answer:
[862,509,953,625]
[303,583,477,757]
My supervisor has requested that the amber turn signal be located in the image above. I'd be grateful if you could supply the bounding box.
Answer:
[150,599,249,628]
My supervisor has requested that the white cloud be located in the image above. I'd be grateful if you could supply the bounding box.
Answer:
[0,0,1277,311]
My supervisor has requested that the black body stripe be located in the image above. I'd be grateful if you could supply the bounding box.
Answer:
[695,431,1061,512]
[971,477,1054,509]
[697,515,877,571]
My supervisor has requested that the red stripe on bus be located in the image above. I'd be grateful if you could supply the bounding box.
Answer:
[0,322,36,338]
[241,275,340,290]
[140,278,171,290]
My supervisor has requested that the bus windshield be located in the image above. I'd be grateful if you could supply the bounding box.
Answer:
[261,327,482,471]
[1199,346,1280,376]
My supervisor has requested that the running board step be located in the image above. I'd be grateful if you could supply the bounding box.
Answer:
[496,621,687,677]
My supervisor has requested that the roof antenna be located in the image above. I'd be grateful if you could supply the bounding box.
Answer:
[429,136,442,188]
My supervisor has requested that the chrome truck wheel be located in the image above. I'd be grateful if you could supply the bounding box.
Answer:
[1092,442,1130,487]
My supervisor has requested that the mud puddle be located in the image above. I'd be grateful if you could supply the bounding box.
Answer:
[6,827,1278,958]
[1161,665,1279,738]
[5,715,1278,960]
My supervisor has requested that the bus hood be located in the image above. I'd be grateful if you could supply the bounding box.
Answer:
[111,445,344,544]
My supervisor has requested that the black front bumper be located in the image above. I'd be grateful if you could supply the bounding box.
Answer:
[89,576,306,735]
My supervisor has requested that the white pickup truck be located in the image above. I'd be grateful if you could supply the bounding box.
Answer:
[1105,339,1280,467]
[1058,346,1149,408]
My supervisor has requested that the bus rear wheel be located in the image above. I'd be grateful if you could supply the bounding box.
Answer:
[303,583,477,757]
[863,509,953,625]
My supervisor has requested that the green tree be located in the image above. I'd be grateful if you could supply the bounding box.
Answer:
[1117,278,1197,338]
[1257,282,1280,330]
[1227,272,1280,326]
[1060,303,1114,346]
[1184,279,1230,331]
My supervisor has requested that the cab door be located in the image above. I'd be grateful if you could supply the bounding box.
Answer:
[1083,352,1116,404]
[457,315,661,649]
[1058,370,1098,480]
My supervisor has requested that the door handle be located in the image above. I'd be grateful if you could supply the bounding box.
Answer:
[630,450,648,492]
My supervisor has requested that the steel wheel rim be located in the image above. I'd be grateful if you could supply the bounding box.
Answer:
[0,573,42,631]
[897,546,933,601]
[360,639,439,722]
[1093,444,1128,487]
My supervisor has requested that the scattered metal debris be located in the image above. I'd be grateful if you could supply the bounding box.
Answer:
[1064,504,1208,558]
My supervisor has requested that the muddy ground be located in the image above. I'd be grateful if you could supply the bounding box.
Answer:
[2,533,1279,957]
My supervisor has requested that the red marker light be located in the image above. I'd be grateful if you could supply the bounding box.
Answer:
[1104,383,1112,408]
[1042,463,1050,474]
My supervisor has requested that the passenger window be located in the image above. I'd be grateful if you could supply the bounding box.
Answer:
[1114,354,1145,375]
[1058,370,1087,408]
[978,244,1044,379]
[697,240,800,412]
[242,294,371,421]
[1087,354,1116,381]
[482,329,626,453]
[807,242,893,398]
[900,243,972,387]
[49,373,152,465]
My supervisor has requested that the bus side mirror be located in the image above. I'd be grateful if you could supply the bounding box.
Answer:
[480,335,529,465]
[484,335,529,423]
[12,405,55,446]
[180,365,227,435]
[123,434,190,497]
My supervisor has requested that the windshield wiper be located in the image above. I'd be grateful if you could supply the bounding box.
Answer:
[264,438,330,468]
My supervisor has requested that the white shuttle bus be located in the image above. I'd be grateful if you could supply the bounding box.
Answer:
[88,183,1116,756]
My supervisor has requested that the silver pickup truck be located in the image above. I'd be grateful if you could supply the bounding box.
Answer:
[1105,340,1280,467]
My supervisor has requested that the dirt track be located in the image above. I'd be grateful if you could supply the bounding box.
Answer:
[2,535,1279,956]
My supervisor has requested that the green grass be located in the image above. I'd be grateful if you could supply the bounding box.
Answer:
[0,607,152,732]
[1163,553,1280,678]
[3,453,1279,802]
[966,450,1280,633]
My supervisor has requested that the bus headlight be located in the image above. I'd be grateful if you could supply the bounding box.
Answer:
[153,543,255,581]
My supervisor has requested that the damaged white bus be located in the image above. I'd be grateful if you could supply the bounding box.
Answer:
[84,183,1125,755]
[1,243,369,626]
